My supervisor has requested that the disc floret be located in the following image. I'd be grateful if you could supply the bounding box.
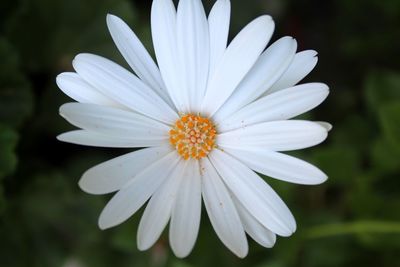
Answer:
[169,114,217,160]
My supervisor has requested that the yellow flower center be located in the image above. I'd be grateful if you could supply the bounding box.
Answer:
[169,114,217,160]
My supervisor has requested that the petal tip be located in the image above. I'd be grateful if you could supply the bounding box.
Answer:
[254,14,274,26]
[236,253,248,259]
[310,50,318,57]
[258,15,275,29]
[98,222,108,230]
[320,174,329,183]
[98,216,114,230]
[55,134,62,141]
[234,246,249,259]
[316,121,333,132]
[137,246,148,252]
[170,245,191,259]
[56,133,67,142]
[58,103,75,118]
[56,72,75,89]
[106,13,115,19]
[261,14,273,20]
[77,176,93,194]
[73,53,93,62]
[136,240,151,252]
[170,240,195,259]
[55,73,65,83]
[106,13,122,27]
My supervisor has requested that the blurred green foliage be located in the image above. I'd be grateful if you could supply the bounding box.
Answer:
[0,0,400,266]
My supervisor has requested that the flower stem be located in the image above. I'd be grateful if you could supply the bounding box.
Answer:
[304,221,400,239]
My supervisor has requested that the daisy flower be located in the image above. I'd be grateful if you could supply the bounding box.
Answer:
[56,0,331,258]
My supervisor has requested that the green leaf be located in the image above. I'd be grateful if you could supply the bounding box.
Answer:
[379,102,400,150]
[0,125,18,179]
[371,137,400,173]
[365,71,400,112]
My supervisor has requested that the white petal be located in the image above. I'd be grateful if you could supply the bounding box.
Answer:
[214,36,297,122]
[56,72,119,106]
[266,50,318,95]
[208,0,231,77]
[151,0,185,111]
[137,159,187,251]
[79,146,173,195]
[169,160,202,258]
[57,130,166,148]
[201,157,248,258]
[201,15,274,116]
[209,149,296,236]
[234,198,276,248]
[98,151,180,229]
[72,53,178,124]
[218,120,328,152]
[223,147,328,185]
[59,103,169,140]
[218,83,329,132]
[316,121,333,131]
[176,0,209,112]
[106,14,174,108]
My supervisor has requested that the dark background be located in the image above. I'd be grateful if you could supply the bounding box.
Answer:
[1,0,400,266]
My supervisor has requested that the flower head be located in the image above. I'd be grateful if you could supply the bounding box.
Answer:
[57,0,331,258]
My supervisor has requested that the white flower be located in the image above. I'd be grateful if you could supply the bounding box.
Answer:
[56,0,331,258]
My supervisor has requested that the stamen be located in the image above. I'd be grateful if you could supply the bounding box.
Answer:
[169,114,217,160]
